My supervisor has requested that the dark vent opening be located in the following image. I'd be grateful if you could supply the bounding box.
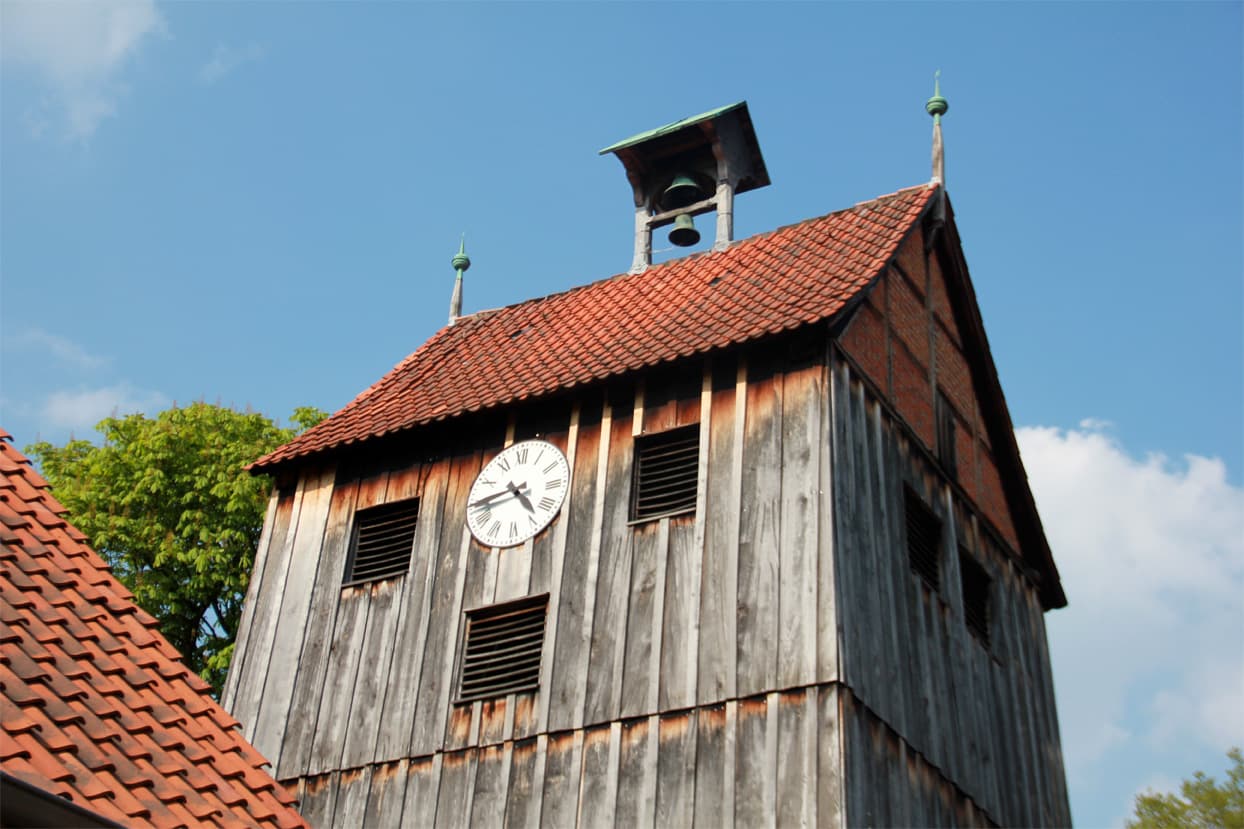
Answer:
[344,498,420,585]
[960,549,991,647]
[631,423,700,521]
[904,487,942,592]
[458,594,548,703]
[936,390,958,481]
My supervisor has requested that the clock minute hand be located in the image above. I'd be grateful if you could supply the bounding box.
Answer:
[470,488,517,508]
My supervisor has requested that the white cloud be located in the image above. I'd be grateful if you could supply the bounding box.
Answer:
[6,327,107,370]
[1019,424,1244,782]
[198,42,265,85]
[0,0,165,140]
[43,385,169,433]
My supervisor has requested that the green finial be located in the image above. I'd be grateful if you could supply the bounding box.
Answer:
[926,70,948,123]
[452,234,471,272]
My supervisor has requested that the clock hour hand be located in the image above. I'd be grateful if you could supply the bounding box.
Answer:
[508,481,535,513]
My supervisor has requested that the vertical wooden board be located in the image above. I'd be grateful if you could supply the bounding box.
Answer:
[511,692,539,741]
[891,417,930,759]
[299,773,339,829]
[697,372,740,704]
[434,750,477,829]
[363,761,409,829]
[817,685,844,829]
[577,724,617,827]
[817,358,839,685]
[733,696,773,828]
[655,711,697,829]
[620,520,661,718]
[776,688,817,828]
[221,487,282,712]
[583,402,635,726]
[252,468,337,767]
[410,450,481,756]
[376,465,449,761]
[231,484,301,741]
[539,732,582,829]
[307,587,371,774]
[876,404,912,739]
[403,756,442,827]
[445,536,497,753]
[659,517,697,710]
[692,705,727,829]
[777,364,821,690]
[614,717,655,829]
[478,697,508,747]
[736,369,781,699]
[855,393,888,715]
[342,577,405,767]
[829,364,861,694]
[332,766,373,827]
[469,744,509,828]
[547,410,602,732]
[536,413,580,735]
[526,429,572,596]
[502,738,540,829]
[275,478,360,779]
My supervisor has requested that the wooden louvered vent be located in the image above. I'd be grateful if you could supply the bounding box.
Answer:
[344,498,419,585]
[631,423,700,521]
[458,594,548,703]
[904,487,942,592]
[960,549,992,647]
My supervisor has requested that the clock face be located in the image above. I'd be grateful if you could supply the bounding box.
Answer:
[466,439,569,548]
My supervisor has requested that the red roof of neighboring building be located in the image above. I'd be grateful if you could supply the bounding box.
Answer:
[254,183,938,471]
[0,429,308,829]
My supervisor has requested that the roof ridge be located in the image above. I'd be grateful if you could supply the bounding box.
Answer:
[251,183,937,470]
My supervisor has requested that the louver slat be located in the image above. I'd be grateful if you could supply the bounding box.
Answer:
[344,498,420,584]
[960,549,991,647]
[904,488,941,592]
[457,595,548,703]
[632,424,700,521]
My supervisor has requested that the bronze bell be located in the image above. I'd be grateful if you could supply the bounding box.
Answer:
[669,213,700,247]
[661,174,704,211]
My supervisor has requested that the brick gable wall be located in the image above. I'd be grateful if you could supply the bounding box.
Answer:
[838,228,1020,551]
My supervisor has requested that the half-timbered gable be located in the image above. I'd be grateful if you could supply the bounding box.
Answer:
[224,104,1070,827]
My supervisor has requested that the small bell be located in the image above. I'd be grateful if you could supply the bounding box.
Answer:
[669,213,700,247]
[661,174,704,211]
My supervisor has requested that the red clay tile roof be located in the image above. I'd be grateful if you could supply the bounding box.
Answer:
[0,428,308,829]
[253,184,937,471]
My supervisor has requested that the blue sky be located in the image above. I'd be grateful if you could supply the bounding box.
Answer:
[2,2,1240,826]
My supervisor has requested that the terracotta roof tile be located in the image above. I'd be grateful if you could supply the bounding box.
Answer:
[0,430,308,828]
[253,184,936,470]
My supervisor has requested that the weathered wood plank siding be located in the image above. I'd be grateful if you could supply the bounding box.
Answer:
[830,353,1071,827]
[227,328,1065,827]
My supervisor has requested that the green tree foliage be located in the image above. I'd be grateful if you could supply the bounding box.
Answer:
[1126,748,1244,829]
[28,403,326,696]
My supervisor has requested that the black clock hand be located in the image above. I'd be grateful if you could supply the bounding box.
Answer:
[470,488,516,508]
[508,482,535,513]
[470,481,531,509]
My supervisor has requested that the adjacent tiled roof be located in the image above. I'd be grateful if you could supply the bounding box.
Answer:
[254,183,938,471]
[0,429,308,829]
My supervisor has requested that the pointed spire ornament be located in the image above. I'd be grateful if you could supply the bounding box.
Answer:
[926,71,949,185]
[448,235,470,325]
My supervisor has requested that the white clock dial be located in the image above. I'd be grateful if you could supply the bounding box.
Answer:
[466,439,569,548]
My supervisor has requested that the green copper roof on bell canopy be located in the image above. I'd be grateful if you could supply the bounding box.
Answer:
[598,101,747,155]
